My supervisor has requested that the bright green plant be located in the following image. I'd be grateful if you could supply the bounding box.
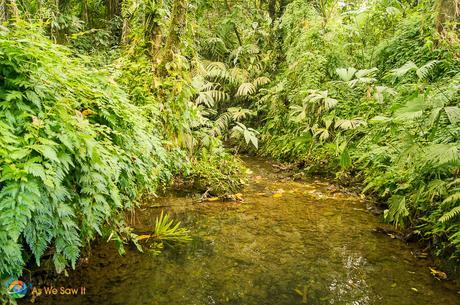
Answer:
[256,0,460,260]
[152,210,191,243]
[0,23,169,278]
[186,150,248,196]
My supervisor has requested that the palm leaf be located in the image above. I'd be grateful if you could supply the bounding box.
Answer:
[336,67,357,81]
[253,76,271,87]
[444,106,460,125]
[236,82,256,96]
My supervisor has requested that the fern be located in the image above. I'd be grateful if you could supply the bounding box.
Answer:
[442,192,460,206]
[416,60,439,80]
[390,61,418,78]
[152,211,191,243]
[210,112,233,136]
[0,25,169,278]
[196,90,229,106]
[390,60,439,80]
[394,96,426,121]
[384,195,409,227]
[444,106,460,125]
[253,76,271,87]
[424,144,460,167]
[439,206,460,223]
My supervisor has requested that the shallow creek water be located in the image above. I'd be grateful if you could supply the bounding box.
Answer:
[24,158,459,305]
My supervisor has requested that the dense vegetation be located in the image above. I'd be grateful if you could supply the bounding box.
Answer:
[0,0,459,293]
[260,0,460,261]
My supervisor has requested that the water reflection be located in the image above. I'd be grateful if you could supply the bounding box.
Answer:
[22,158,459,305]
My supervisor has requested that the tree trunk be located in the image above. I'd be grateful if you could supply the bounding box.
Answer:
[82,0,90,24]
[223,0,242,45]
[121,0,131,45]
[106,0,121,20]
[278,0,287,18]
[146,0,164,61]
[436,0,460,34]
[268,0,276,22]
[54,0,67,43]
[157,0,188,75]
[1,0,19,22]
[268,0,288,24]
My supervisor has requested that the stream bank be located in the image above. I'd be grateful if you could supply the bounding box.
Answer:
[20,158,460,305]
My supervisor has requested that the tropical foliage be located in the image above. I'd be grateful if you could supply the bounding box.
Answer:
[257,0,460,260]
[0,0,459,291]
[0,0,248,281]
[0,24,171,277]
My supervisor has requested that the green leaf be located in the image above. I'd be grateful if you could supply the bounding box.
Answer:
[444,106,460,125]
[10,148,32,160]
[384,195,409,227]
[25,163,46,181]
[31,145,59,162]
[336,67,356,81]
[439,206,460,223]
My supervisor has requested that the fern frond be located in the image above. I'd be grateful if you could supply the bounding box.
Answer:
[201,37,228,57]
[205,61,226,71]
[227,107,254,121]
[229,67,249,84]
[416,60,439,80]
[211,112,233,136]
[390,61,418,78]
[204,62,237,84]
[394,96,426,121]
[439,206,460,223]
[442,192,460,206]
[153,210,190,243]
[424,144,460,167]
[355,68,378,78]
[384,195,409,227]
[195,90,229,106]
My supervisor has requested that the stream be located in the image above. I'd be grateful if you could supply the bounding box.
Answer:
[22,158,460,305]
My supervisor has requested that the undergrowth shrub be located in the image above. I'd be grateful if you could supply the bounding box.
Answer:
[185,150,248,196]
[258,0,460,260]
[116,48,251,191]
[0,24,169,277]
[374,13,436,75]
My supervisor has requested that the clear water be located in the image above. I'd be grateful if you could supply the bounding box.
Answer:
[24,158,460,305]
